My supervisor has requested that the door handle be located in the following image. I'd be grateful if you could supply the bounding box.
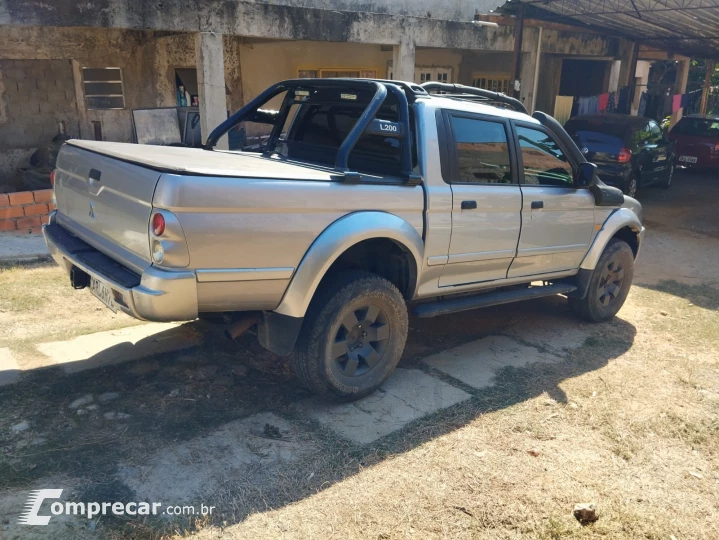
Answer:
[461,200,477,210]
[531,201,544,210]
[89,169,102,182]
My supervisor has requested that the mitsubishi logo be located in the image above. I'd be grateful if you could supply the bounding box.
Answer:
[88,201,97,220]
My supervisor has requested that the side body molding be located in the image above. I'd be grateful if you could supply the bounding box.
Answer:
[580,208,643,270]
[274,211,425,318]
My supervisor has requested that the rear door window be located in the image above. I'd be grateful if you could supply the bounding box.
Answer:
[448,116,513,184]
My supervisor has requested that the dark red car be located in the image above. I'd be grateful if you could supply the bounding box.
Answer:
[669,115,719,169]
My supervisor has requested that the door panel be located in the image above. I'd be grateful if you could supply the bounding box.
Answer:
[438,113,522,287]
[509,122,596,278]
[648,121,670,180]
[440,184,522,287]
[508,186,596,277]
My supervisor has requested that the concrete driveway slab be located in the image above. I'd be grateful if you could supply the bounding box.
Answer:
[295,369,470,445]
[0,347,20,386]
[0,233,49,263]
[423,335,561,389]
[36,323,200,373]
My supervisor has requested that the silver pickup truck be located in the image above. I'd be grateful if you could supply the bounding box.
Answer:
[44,79,644,400]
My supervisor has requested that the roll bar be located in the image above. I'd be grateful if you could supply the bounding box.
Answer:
[205,78,415,180]
[420,82,528,114]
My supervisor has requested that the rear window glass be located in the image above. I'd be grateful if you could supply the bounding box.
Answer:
[285,92,413,176]
[564,120,627,148]
[673,118,719,138]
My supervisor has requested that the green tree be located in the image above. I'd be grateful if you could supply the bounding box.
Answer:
[689,59,719,91]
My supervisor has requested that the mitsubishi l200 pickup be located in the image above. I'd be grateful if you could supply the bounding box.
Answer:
[44,79,644,400]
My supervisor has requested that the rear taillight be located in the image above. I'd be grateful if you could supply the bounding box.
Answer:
[618,147,632,164]
[713,142,719,154]
[152,213,166,236]
[49,170,55,187]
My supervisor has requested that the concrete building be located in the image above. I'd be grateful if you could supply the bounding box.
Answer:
[0,0,689,195]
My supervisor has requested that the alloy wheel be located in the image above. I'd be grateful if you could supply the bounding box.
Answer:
[597,258,625,307]
[331,304,390,377]
[625,176,637,198]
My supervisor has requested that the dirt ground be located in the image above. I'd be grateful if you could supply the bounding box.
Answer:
[0,170,718,539]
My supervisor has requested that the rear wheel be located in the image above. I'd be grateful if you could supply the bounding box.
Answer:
[623,174,638,198]
[292,271,408,400]
[659,162,674,189]
[569,239,634,322]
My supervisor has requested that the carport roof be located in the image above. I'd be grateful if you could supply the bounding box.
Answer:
[499,0,719,58]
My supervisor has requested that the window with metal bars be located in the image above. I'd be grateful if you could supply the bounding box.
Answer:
[82,67,125,110]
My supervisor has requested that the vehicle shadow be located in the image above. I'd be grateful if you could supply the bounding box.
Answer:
[0,297,636,537]
[639,279,719,311]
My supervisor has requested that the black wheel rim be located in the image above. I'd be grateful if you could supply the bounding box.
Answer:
[597,258,625,307]
[331,304,390,377]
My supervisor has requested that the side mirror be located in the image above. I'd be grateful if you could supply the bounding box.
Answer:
[575,162,597,188]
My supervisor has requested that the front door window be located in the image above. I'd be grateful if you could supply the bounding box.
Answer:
[515,126,574,187]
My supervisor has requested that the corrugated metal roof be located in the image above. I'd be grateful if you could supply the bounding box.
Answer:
[501,0,719,57]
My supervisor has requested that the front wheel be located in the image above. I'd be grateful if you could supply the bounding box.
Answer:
[569,239,635,323]
[292,271,409,400]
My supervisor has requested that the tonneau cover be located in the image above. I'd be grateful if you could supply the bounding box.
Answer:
[67,140,338,181]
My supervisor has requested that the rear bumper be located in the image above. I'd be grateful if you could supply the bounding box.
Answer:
[595,164,631,188]
[43,214,198,322]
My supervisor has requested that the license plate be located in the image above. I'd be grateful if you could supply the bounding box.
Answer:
[90,277,117,313]
[679,156,698,164]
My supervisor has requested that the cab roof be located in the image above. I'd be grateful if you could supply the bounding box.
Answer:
[421,94,540,124]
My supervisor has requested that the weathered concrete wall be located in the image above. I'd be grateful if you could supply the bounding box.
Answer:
[0,26,156,143]
[540,28,615,57]
[0,59,78,147]
[536,54,563,115]
[152,34,244,111]
[238,40,462,103]
[0,59,79,185]
[1,0,515,50]
[236,0,502,21]
[458,51,513,85]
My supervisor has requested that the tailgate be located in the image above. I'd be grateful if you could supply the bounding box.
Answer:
[54,143,161,273]
[674,134,715,162]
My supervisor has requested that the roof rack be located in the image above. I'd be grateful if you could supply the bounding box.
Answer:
[420,82,528,114]
[206,78,417,183]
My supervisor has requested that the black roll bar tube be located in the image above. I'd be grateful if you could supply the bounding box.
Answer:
[205,78,414,178]
[420,82,528,114]
[334,81,387,172]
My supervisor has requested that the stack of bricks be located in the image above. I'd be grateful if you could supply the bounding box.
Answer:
[0,190,55,234]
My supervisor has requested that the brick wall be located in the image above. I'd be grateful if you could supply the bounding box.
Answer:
[0,189,55,234]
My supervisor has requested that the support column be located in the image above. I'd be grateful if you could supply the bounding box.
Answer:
[608,60,621,93]
[671,58,690,127]
[510,3,526,99]
[520,27,542,114]
[700,60,715,115]
[195,32,228,149]
[392,37,416,83]
[70,59,88,139]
